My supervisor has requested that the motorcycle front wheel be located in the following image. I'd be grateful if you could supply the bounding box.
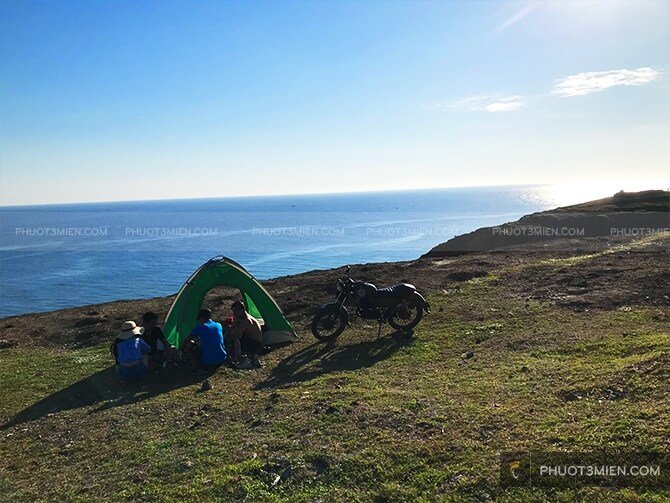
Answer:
[387,297,422,330]
[311,304,349,341]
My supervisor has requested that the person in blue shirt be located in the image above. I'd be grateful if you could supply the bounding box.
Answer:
[184,308,227,370]
[111,320,152,382]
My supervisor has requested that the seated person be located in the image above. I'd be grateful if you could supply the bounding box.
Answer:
[112,321,151,382]
[227,301,263,366]
[183,308,227,370]
[140,311,171,371]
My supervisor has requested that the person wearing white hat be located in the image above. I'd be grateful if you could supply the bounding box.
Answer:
[111,321,152,381]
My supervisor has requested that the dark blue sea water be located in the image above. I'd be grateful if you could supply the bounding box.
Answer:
[0,186,582,317]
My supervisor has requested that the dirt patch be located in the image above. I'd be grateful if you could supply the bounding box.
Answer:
[447,270,488,282]
[73,316,105,328]
[558,355,670,403]
[0,297,175,349]
[616,354,670,395]
[502,246,670,310]
[558,386,627,402]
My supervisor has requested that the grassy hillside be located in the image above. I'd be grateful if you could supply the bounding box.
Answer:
[1,236,669,501]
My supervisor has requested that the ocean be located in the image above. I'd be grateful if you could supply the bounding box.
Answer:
[0,185,596,317]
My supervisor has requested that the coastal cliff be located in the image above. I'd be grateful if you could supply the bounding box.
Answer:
[423,190,669,257]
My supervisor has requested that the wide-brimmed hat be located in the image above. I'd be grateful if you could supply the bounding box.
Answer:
[117,320,144,340]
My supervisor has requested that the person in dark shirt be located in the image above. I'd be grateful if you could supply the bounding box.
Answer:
[140,311,168,372]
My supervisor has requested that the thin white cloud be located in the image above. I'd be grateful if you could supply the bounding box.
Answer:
[484,97,524,112]
[441,95,524,113]
[552,67,660,97]
[494,3,537,34]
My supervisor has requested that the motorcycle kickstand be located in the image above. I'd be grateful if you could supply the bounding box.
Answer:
[377,319,383,339]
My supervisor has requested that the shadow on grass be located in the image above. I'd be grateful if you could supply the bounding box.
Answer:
[255,329,412,390]
[2,365,215,430]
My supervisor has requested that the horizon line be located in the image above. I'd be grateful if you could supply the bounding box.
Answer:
[2,182,666,210]
[0,182,547,209]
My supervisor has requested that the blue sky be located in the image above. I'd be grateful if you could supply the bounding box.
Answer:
[1,0,669,205]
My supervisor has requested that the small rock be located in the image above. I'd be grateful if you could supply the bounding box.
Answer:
[325,405,338,415]
[201,379,212,391]
[462,351,475,359]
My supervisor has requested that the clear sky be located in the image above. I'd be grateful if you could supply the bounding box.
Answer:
[1,0,669,205]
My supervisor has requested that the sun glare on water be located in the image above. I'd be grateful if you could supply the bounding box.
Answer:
[541,183,621,207]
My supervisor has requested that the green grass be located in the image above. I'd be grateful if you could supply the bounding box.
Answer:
[1,256,669,502]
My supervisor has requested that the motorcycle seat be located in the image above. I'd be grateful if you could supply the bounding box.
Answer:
[376,283,416,298]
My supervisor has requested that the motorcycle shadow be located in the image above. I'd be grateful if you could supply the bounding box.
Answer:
[255,329,412,390]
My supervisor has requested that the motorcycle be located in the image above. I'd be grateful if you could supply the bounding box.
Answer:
[311,272,430,341]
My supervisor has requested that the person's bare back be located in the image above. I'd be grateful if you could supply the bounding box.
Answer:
[228,301,263,364]
[229,311,262,344]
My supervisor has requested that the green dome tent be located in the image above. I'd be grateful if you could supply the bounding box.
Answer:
[163,256,297,348]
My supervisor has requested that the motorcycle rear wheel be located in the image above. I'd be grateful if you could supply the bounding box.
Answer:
[387,297,423,330]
